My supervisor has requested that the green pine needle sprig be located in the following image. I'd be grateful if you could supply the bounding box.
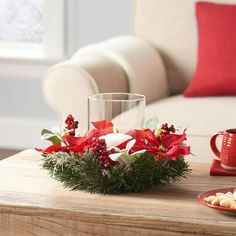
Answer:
[41,151,190,195]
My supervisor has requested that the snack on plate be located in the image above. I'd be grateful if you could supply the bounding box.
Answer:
[204,189,236,209]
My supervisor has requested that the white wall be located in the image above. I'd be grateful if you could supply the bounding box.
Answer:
[0,0,134,149]
[76,0,133,47]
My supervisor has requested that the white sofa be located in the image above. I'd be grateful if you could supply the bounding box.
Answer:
[43,0,236,163]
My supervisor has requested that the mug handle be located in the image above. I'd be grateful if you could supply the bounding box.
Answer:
[210,131,224,159]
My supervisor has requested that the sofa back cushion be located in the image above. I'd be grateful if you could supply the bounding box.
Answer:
[133,0,236,94]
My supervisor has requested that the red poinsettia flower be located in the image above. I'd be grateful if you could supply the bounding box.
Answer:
[123,128,190,160]
[91,120,114,134]
[62,128,103,153]
[155,131,190,160]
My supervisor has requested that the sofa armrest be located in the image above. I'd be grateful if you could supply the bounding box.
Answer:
[74,36,168,104]
[43,36,168,133]
[43,55,127,133]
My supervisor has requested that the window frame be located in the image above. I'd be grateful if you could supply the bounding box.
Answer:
[0,0,68,61]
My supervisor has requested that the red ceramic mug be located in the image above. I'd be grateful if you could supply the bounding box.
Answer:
[210,129,236,170]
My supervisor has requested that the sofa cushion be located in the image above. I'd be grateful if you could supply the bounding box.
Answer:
[146,95,236,137]
[184,2,236,97]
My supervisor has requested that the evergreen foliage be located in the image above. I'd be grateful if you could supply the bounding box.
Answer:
[42,151,190,194]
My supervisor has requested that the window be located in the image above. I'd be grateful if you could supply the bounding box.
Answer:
[0,0,43,43]
[0,0,66,61]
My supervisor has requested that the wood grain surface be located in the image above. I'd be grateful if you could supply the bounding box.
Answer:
[0,150,235,236]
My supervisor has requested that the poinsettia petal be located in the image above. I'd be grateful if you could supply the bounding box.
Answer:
[60,146,72,153]
[146,147,159,153]
[161,133,187,149]
[135,139,150,148]
[42,145,65,154]
[63,136,81,146]
[69,144,86,153]
[143,129,159,146]
[176,146,191,156]
[91,120,113,134]
[86,129,103,140]
[127,129,147,139]
[117,139,132,150]
[155,145,190,160]
[129,139,150,154]
[127,129,159,147]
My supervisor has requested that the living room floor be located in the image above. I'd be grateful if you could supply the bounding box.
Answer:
[0,149,21,160]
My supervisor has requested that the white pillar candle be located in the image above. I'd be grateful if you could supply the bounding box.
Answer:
[99,133,132,147]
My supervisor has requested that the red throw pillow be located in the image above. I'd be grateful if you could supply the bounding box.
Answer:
[184,2,236,97]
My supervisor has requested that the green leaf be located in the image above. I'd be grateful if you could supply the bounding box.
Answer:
[144,117,159,130]
[41,129,61,145]
[48,136,61,146]
[41,129,53,136]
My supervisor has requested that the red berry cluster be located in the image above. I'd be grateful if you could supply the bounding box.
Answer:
[91,139,116,169]
[161,123,176,136]
[65,114,79,136]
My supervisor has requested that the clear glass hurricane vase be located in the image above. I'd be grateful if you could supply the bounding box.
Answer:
[88,93,146,133]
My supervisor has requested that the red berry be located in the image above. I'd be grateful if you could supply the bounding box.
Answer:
[64,114,79,136]
[90,139,117,168]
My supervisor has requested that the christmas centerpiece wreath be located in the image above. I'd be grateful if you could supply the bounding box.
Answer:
[37,115,191,194]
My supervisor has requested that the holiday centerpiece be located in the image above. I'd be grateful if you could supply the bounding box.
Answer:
[37,115,191,194]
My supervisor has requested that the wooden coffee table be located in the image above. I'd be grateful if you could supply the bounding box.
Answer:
[0,150,235,236]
